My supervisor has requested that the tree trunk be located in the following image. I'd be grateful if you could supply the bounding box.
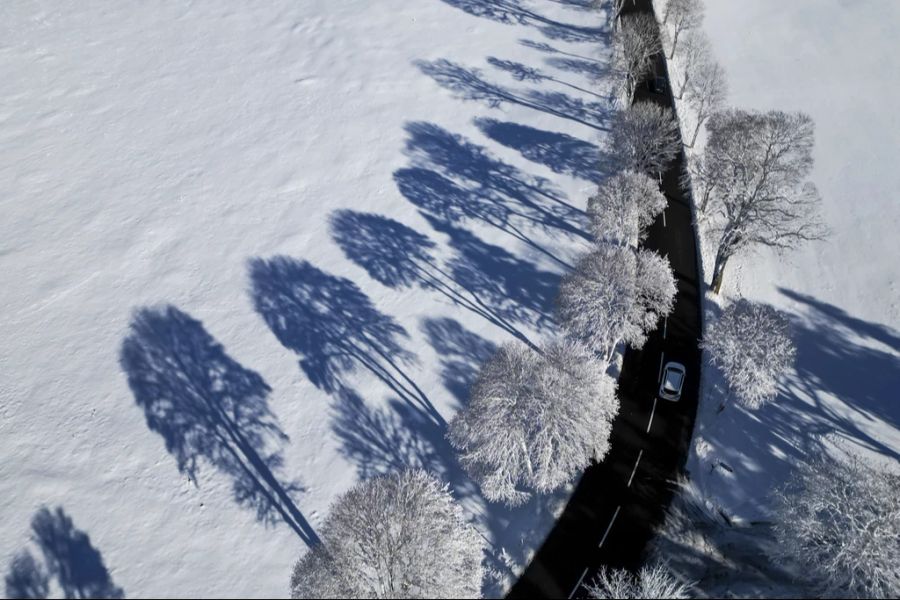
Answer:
[520,439,534,479]
[677,72,688,99]
[698,185,711,214]
[669,27,680,59]
[711,250,729,294]
[689,115,704,147]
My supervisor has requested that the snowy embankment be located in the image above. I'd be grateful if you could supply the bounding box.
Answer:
[0,1,614,597]
[651,0,900,594]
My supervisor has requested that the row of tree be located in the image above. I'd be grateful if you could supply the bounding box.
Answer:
[291,7,690,595]
[655,2,898,599]
[617,0,826,295]
[448,171,677,509]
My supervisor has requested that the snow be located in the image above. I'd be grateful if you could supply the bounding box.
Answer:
[676,0,900,522]
[0,1,613,597]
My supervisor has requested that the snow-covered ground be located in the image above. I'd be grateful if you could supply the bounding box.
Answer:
[681,0,900,523]
[0,1,615,597]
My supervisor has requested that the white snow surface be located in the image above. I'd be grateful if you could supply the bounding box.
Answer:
[686,0,900,520]
[0,1,612,597]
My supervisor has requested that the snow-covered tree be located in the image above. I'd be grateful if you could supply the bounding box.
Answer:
[674,29,711,99]
[663,0,704,59]
[448,339,618,506]
[614,13,661,103]
[584,563,693,599]
[774,453,900,599]
[683,56,727,147]
[557,244,676,362]
[290,470,484,599]
[702,298,795,410]
[699,109,828,292]
[632,249,679,347]
[610,102,681,178]
[587,170,667,246]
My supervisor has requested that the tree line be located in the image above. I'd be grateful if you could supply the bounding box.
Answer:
[289,1,897,598]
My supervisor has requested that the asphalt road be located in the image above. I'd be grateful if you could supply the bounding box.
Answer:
[507,1,703,597]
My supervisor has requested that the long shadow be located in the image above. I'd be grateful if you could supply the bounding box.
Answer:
[417,59,610,132]
[780,287,900,354]
[5,552,49,600]
[392,164,574,271]
[519,38,606,64]
[5,507,123,599]
[332,388,448,482]
[695,292,900,517]
[402,120,584,222]
[422,317,498,407]
[248,256,443,425]
[545,56,611,81]
[486,56,606,100]
[393,121,586,269]
[423,214,559,332]
[438,0,606,43]
[329,210,541,346]
[779,289,900,453]
[120,306,318,546]
[474,117,610,183]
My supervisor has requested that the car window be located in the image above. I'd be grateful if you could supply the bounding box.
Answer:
[665,369,683,390]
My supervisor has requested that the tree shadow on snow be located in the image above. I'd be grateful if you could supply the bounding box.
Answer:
[4,507,123,599]
[485,56,608,101]
[437,0,607,44]
[474,117,611,183]
[519,38,608,66]
[248,256,444,426]
[329,209,553,346]
[417,58,611,134]
[393,121,587,269]
[422,213,559,331]
[779,288,900,453]
[694,290,900,518]
[119,305,318,546]
[421,317,498,407]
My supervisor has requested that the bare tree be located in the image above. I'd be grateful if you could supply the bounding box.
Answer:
[557,244,676,362]
[610,0,627,24]
[683,146,723,217]
[684,56,727,147]
[664,0,704,59]
[587,170,667,246]
[614,13,661,103]
[702,298,795,411]
[448,339,618,506]
[699,109,828,292]
[290,470,484,599]
[774,453,900,599]
[660,0,674,24]
[611,102,681,177]
[584,563,694,599]
[674,29,711,99]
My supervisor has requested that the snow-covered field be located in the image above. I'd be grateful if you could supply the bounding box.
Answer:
[685,0,900,521]
[0,1,614,597]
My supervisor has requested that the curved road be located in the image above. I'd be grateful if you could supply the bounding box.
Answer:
[508,1,703,597]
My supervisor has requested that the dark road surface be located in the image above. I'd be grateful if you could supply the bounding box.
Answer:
[508,1,703,597]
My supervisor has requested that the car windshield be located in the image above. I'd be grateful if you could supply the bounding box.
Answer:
[664,369,683,391]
